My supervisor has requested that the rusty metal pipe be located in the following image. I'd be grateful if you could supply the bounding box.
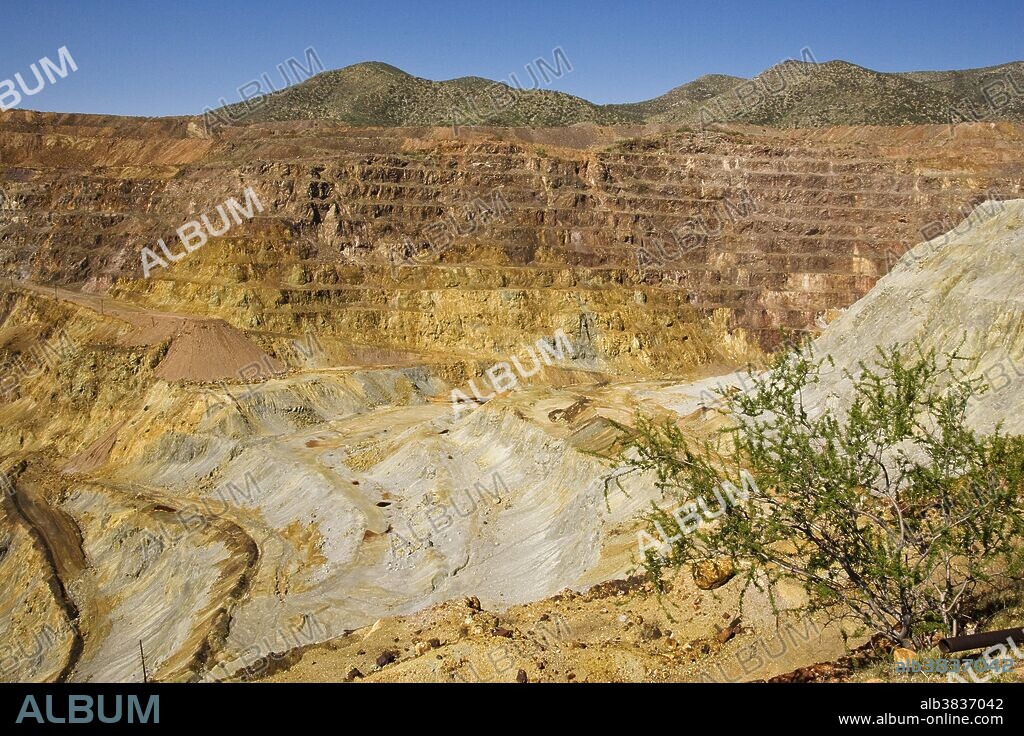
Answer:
[938,627,1024,654]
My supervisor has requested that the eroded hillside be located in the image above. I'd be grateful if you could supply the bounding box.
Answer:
[3,112,1023,365]
[1,113,1023,683]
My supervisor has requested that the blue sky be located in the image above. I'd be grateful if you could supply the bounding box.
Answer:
[1,0,1021,116]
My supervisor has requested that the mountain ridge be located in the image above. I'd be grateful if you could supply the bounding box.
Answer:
[209,58,1024,129]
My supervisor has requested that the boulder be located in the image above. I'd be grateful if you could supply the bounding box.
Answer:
[693,559,736,590]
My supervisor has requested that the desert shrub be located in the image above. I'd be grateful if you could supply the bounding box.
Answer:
[621,343,1024,647]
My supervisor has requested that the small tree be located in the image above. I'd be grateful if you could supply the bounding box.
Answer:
[622,343,1024,648]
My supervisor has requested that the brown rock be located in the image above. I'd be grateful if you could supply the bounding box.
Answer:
[465,596,482,611]
[893,647,917,667]
[516,669,528,683]
[376,650,399,668]
[693,559,736,590]
[716,625,740,644]
[640,623,663,641]
[345,667,363,681]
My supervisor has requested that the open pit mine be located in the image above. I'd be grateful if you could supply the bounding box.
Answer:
[1,101,1023,683]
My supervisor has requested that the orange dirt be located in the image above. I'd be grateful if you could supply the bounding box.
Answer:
[153,319,284,383]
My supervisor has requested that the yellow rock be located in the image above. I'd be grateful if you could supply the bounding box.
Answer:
[893,647,917,666]
[692,559,735,590]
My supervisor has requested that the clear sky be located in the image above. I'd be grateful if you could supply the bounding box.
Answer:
[2,0,1021,117]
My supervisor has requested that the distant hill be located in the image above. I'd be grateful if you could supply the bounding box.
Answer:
[606,74,745,120]
[664,60,966,127]
[900,61,1024,122]
[209,59,1024,129]
[215,62,638,128]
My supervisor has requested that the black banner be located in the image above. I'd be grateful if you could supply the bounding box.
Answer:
[0,682,1017,730]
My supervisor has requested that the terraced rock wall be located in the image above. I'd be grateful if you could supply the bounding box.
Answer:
[2,113,1022,371]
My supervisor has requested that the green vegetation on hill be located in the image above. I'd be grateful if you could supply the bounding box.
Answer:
[210,59,1024,129]
[902,61,1024,122]
[606,73,745,120]
[675,60,965,128]
[216,61,638,128]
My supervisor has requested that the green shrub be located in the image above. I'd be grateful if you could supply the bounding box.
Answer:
[621,342,1024,647]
